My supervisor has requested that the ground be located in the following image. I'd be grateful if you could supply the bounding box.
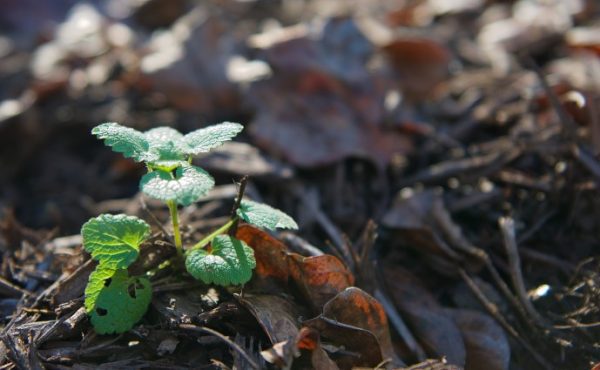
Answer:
[0,1,599,369]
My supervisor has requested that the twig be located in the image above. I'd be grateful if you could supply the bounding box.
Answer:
[498,217,548,328]
[179,324,260,370]
[458,268,553,370]
[140,197,170,237]
[228,176,248,237]
[373,289,425,362]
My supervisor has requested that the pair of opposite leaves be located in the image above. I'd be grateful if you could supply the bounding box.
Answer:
[85,122,297,333]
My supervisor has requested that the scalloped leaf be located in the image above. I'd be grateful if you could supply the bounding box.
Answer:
[92,122,158,162]
[186,235,256,286]
[140,165,214,206]
[144,127,186,164]
[86,268,152,334]
[237,199,298,230]
[81,214,151,269]
[181,122,243,155]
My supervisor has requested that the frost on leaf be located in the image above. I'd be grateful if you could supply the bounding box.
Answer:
[181,122,243,155]
[140,165,215,206]
[92,122,158,162]
[92,122,243,169]
[144,127,187,169]
[86,268,152,334]
[186,235,256,286]
[81,214,151,269]
[237,199,298,230]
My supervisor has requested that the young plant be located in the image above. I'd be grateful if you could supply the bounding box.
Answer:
[82,122,297,334]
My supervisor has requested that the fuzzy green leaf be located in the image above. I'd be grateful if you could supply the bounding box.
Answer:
[81,214,151,269]
[140,165,214,206]
[144,127,186,165]
[186,235,256,286]
[86,268,152,334]
[92,122,158,162]
[181,122,243,155]
[237,199,298,230]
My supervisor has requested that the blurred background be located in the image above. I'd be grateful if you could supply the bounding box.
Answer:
[0,0,599,368]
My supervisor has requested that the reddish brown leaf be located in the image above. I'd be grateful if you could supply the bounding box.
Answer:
[322,287,400,366]
[304,315,382,369]
[235,224,289,282]
[383,37,451,98]
[248,18,412,169]
[288,253,354,310]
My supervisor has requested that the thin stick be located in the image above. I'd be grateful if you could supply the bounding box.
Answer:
[499,216,548,328]
[229,176,248,236]
[179,324,260,370]
[458,268,553,370]
[139,197,169,236]
[167,200,183,257]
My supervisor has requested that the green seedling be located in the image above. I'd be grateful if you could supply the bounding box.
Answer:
[82,122,297,334]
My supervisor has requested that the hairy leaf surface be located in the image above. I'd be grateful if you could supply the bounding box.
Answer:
[140,165,214,206]
[186,235,256,286]
[81,214,150,269]
[92,122,158,162]
[86,268,152,334]
[237,199,298,230]
[182,122,243,155]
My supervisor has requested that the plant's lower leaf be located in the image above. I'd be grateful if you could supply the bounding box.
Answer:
[81,214,150,270]
[140,165,214,206]
[237,199,298,230]
[185,235,256,286]
[87,269,152,335]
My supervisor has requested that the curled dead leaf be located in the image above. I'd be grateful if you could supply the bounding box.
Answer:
[322,287,401,367]
[288,253,354,311]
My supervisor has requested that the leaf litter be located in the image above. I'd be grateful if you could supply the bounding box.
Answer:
[0,0,599,369]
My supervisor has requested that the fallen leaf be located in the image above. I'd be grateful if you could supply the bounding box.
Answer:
[445,309,510,370]
[235,224,290,283]
[322,287,400,366]
[304,315,382,369]
[382,267,466,367]
[248,17,412,169]
[237,294,301,345]
[288,253,354,311]
[138,9,240,115]
[383,37,451,98]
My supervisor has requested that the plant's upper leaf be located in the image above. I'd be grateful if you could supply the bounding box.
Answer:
[144,127,186,164]
[81,214,150,269]
[181,122,243,155]
[92,122,158,162]
[86,268,152,334]
[237,199,298,230]
[140,165,214,206]
[186,235,256,286]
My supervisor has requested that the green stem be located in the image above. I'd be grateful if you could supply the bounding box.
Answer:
[189,217,237,253]
[167,200,183,256]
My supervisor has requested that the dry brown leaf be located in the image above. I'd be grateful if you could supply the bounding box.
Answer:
[322,287,400,366]
[445,309,510,370]
[382,267,466,367]
[288,253,354,311]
